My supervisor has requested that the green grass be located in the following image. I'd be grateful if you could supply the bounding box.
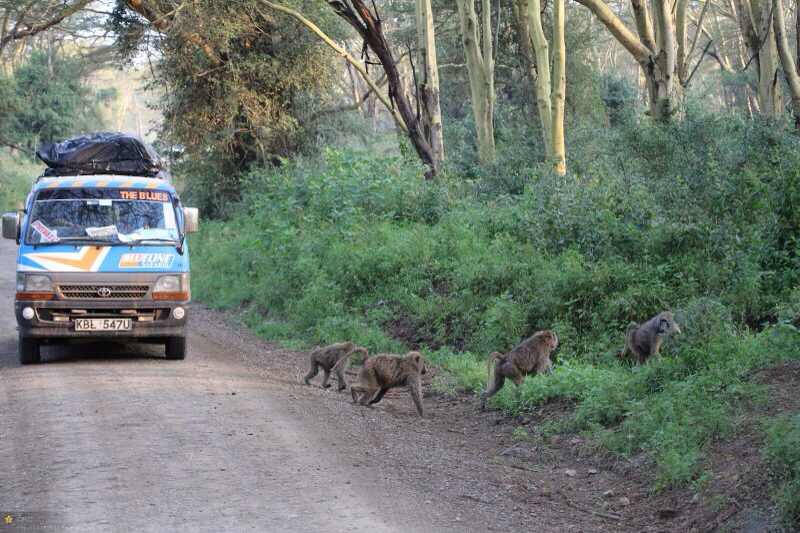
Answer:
[764,414,800,527]
[189,112,800,494]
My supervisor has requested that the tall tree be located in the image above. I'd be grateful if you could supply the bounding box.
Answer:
[574,0,709,121]
[524,0,566,174]
[773,0,800,126]
[456,0,496,164]
[550,0,566,175]
[526,0,552,161]
[112,0,343,215]
[736,0,782,115]
[3,51,109,149]
[511,0,539,115]
[322,0,438,176]
[415,0,444,166]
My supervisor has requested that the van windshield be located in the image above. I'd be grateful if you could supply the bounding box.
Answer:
[25,188,180,245]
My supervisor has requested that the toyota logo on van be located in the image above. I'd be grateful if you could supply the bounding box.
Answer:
[97,287,112,298]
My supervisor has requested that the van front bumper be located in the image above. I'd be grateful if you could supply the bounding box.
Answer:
[15,299,188,339]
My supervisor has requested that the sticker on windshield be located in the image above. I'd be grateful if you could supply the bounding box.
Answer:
[31,220,58,242]
[119,253,174,269]
[86,199,112,207]
[86,225,118,238]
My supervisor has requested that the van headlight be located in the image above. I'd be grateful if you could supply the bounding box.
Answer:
[15,273,55,301]
[152,274,189,301]
[153,275,181,293]
[17,273,53,292]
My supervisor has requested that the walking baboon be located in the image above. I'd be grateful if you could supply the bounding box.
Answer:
[304,342,368,391]
[350,351,427,417]
[619,311,681,364]
[480,330,559,410]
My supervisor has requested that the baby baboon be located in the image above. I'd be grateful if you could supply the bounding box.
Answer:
[304,342,368,391]
[350,351,427,417]
[619,311,682,364]
[480,330,559,410]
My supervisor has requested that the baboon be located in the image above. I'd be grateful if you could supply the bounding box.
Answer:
[304,342,368,391]
[480,330,559,410]
[619,311,682,364]
[350,351,427,417]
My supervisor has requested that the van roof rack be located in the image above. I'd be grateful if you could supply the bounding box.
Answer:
[36,132,166,178]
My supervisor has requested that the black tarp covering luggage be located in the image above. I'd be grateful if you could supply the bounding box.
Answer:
[37,132,166,178]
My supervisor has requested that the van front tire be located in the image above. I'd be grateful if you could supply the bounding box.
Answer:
[165,336,186,360]
[19,334,41,365]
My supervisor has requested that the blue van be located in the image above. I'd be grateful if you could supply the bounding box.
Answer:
[2,174,199,364]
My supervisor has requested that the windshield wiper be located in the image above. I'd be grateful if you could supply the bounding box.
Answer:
[125,237,179,245]
[34,236,117,247]
[124,237,182,253]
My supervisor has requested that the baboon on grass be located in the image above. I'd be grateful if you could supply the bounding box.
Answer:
[619,311,681,364]
[480,330,559,410]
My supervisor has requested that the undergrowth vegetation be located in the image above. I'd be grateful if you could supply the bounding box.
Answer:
[764,414,800,526]
[0,152,37,210]
[191,111,800,495]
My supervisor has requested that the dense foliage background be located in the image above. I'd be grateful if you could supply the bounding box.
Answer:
[189,112,800,494]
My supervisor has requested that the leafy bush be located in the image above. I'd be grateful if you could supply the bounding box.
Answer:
[0,153,38,211]
[190,111,800,492]
[764,415,800,527]
[2,52,111,150]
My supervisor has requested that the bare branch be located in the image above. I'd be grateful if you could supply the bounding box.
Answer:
[0,0,92,52]
[683,39,714,87]
[573,0,652,66]
[257,0,407,132]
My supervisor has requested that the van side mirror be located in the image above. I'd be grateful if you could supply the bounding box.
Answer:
[2,212,21,242]
[183,207,199,234]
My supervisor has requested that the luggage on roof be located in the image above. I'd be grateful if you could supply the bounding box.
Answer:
[36,132,167,178]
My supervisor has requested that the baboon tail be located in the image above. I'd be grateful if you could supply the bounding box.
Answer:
[333,347,366,373]
[618,322,638,359]
[332,352,353,373]
[487,352,502,389]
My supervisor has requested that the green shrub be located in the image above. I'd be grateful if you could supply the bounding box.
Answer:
[0,153,38,211]
[190,112,800,493]
[764,415,800,527]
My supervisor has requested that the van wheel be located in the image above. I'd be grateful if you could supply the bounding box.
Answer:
[165,336,186,360]
[19,334,41,365]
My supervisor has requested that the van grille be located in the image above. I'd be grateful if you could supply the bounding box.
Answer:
[58,284,150,299]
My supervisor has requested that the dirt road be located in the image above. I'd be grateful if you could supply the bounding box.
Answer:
[0,237,685,532]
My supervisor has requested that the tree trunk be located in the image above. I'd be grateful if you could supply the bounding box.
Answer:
[415,0,445,166]
[630,0,657,53]
[551,0,566,175]
[759,29,782,115]
[511,0,539,114]
[527,0,553,160]
[345,61,362,111]
[650,0,676,120]
[676,0,690,83]
[773,0,800,127]
[574,0,678,121]
[523,0,567,172]
[737,0,783,115]
[796,0,800,72]
[262,0,437,176]
[456,0,496,165]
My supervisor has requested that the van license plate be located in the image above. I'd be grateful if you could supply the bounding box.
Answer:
[74,318,132,331]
